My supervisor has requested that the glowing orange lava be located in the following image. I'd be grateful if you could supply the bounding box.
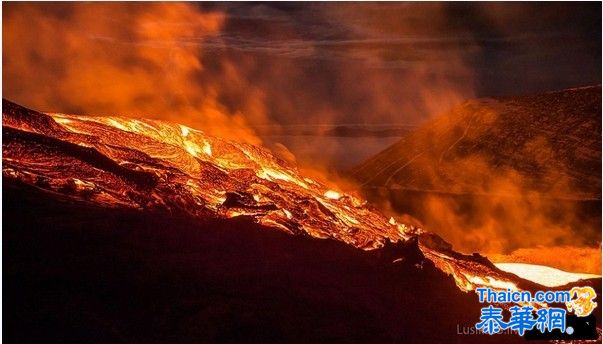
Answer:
[3,100,595,296]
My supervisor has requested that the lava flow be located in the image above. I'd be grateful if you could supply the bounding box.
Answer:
[1,99,591,294]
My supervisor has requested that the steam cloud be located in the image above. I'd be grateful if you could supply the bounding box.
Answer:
[3,3,265,144]
[3,3,476,137]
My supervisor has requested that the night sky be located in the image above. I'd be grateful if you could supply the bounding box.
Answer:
[205,2,601,96]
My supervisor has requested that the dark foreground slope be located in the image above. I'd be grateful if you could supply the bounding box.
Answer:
[4,181,517,344]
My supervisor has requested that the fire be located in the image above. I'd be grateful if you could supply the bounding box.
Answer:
[256,167,308,189]
[180,125,190,137]
[324,190,342,200]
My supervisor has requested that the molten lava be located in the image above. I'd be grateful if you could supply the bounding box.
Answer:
[495,263,601,288]
[4,100,412,250]
[3,99,594,295]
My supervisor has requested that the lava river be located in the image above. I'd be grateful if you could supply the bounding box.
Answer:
[2,99,596,295]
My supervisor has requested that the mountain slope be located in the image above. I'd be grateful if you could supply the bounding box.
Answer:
[349,86,602,258]
[352,86,601,200]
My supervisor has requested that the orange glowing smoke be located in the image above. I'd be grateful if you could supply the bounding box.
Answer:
[3,2,478,154]
[352,88,601,275]
[3,3,265,145]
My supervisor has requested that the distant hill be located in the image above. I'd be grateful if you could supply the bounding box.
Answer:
[350,86,602,258]
[352,86,601,200]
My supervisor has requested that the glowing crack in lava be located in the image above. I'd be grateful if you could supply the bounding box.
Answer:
[2,100,594,294]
